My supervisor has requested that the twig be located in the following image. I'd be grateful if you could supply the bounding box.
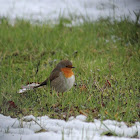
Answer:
[35,61,40,75]
[32,119,46,130]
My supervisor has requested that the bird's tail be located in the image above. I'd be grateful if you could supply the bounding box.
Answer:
[33,79,48,88]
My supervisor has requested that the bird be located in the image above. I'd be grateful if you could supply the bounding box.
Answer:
[33,60,75,93]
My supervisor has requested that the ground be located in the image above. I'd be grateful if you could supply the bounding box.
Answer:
[0,18,139,127]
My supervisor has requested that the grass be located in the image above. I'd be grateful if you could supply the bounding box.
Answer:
[0,17,139,125]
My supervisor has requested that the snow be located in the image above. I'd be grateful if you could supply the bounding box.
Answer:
[0,114,139,140]
[0,0,140,25]
[18,83,40,93]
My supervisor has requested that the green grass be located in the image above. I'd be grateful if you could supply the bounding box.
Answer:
[0,17,139,124]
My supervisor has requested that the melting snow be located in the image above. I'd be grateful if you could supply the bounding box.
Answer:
[0,114,139,140]
[0,0,140,25]
[18,83,40,93]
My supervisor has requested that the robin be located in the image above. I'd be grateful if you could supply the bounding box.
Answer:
[34,60,75,93]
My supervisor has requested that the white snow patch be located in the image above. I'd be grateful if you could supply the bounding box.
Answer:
[0,114,139,140]
[18,83,40,93]
[76,115,87,121]
[0,0,140,25]
[23,115,36,121]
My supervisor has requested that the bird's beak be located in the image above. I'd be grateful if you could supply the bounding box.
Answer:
[71,66,75,68]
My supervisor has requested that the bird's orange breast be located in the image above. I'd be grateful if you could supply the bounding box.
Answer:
[61,68,74,78]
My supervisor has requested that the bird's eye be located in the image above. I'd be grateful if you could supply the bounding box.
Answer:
[66,65,74,68]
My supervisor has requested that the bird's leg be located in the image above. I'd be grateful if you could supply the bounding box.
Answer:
[56,92,59,98]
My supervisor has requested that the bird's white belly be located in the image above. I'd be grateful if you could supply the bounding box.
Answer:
[65,75,75,90]
[51,72,75,92]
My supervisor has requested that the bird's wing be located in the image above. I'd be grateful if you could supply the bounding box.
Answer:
[49,70,61,82]
[33,70,60,88]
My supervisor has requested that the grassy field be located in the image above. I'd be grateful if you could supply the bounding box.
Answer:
[0,17,139,125]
